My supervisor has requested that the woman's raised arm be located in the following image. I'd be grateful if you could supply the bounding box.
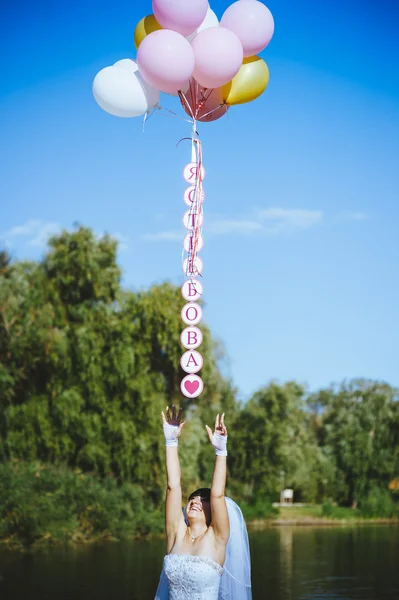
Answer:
[162,406,186,551]
[206,413,230,544]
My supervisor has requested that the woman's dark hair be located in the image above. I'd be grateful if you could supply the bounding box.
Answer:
[187,488,212,526]
[188,488,211,503]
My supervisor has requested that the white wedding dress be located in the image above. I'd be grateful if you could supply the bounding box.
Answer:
[154,498,252,600]
[163,554,223,599]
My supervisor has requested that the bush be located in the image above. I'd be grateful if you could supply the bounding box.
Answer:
[0,461,164,550]
[321,500,334,517]
[360,488,398,519]
[240,500,279,521]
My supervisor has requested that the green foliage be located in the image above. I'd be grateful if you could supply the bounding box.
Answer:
[228,382,306,499]
[0,227,232,498]
[321,501,334,517]
[0,248,11,274]
[360,488,399,519]
[320,503,361,520]
[311,380,399,506]
[0,461,164,550]
[240,500,278,521]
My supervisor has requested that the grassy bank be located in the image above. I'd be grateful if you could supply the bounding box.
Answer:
[247,504,399,528]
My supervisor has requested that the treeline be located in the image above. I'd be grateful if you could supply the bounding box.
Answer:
[0,228,398,548]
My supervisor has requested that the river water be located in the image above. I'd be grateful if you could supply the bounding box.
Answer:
[1,525,398,599]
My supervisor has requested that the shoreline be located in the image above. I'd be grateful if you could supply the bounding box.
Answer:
[1,518,398,552]
[247,517,399,528]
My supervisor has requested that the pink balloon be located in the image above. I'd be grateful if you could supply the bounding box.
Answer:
[182,81,229,123]
[221,0,274,57]
[137,30,195,95]
[192,27,243,90]
[153,0,208,37]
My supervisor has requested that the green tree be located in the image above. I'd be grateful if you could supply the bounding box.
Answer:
[315,379,399,506]
[229,381,306,501]
[0,226,239,505]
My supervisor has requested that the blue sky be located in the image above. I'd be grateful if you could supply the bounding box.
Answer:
[1,0,399,400]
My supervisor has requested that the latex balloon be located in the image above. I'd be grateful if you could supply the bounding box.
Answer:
[113,59,138,72]
[182,81,228,122]
[165,81,190,98]
[221,56,269,105]
[187,7,219,43]
[137,30,195,95]
[136,71,161,110]
[192,27,243,89]
[93,66,159,118]
[153,0,208,37]
[134,14,162,49]
[112,59,160,109]
[221,0,274,57]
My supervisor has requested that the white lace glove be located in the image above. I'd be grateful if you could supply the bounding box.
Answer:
[162,406,185,447]
[206,413,228,456]
[163,422,180,447]
[211,432,228,456]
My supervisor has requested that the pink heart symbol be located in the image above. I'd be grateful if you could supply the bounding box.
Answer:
[184,380,200,395]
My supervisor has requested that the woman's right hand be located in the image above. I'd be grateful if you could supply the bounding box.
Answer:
[162,405,186,446]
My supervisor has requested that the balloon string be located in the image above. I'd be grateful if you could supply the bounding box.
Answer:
[158,107,193,124]
[179,85,219,121]
[142,107,158,132]
[195,79,199,112]
[186,136,204,277]
[200,103,226,121]
[143,98,205,280]
[179,90,195,121]
[195,88,215,120]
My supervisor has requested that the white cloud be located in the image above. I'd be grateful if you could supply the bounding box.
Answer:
[256,208,323,234]
[4,219,43,238]
[114,232,129,252]
[142,208,323,242]
[2,221,129,252]
[344,211,371,222]
[29,222,61,247]
[207,219,263,235]
[1,219,61,249]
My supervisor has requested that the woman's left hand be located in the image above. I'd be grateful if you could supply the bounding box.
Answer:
[206,413,228,455]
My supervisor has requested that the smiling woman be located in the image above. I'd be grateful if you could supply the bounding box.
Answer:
[155,406,252,600]
[186,488,212,533]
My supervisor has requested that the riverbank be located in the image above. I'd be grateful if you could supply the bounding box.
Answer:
[247,505,399,528]
[2,462,398,552]
[2,510,398,553]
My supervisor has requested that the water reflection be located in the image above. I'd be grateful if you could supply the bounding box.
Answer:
[0,525,398,599]
[279,527,293,600]
[249,525,399,600]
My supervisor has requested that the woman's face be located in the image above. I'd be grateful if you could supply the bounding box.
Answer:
[186,494,211,525]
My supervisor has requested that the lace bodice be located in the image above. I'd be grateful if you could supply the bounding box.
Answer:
[163,554,224,600]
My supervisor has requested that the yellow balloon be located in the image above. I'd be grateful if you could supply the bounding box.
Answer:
[222,56,270,106]
[134,14,162,49]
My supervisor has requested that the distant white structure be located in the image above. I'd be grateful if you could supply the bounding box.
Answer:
[280,488,294,504]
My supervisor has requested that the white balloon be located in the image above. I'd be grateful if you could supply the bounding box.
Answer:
[136,70,160,109]
[187,7,219,43]
[93,65,160,118]
[113,59,159,109]
[113,58,139,73]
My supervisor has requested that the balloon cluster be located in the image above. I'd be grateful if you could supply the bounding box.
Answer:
[93,0,274,122]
